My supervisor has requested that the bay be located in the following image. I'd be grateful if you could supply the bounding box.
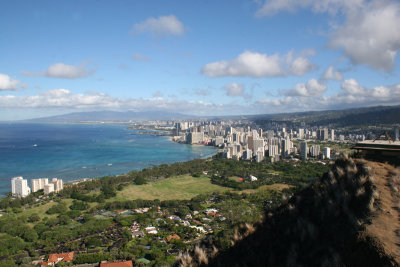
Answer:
[0,123,216,196]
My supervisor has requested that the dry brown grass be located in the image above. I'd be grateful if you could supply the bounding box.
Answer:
[363,161,400,264]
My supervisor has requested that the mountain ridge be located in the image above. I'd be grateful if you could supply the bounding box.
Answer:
[8,104,400,124]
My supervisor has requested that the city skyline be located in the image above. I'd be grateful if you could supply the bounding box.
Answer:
[1,0,400,120]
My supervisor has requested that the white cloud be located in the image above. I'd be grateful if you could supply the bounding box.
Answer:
[0,73,20,91]
[286,52,316,76]
[133,15,184,37]
[341,79,365,95]
[256,0,400,72]
[201,51,315,78]
[202,51,282,78]
[256,0,365,17]
[329,2,400,71]
[0,89,246,116]
[22,62,94,79]
[258,96,293,106]
[132,53,151,62]
[257,78,400,112]
[286,78,327,97]
[223,82,245,96]
[322,66,343,80]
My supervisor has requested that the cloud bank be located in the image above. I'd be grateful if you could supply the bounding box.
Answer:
[201,51,315,78]
[0,89,244,116]
[258,78,400,112]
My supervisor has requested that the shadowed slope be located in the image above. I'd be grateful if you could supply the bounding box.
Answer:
[177,157,400,266]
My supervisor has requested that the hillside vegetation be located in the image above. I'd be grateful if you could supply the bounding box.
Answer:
[253,105,400,127]
[178,157,400,266]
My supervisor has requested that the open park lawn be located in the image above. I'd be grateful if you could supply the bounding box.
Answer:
[113,175,231,201]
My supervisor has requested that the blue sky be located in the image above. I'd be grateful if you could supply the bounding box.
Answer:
[1,0,400,120]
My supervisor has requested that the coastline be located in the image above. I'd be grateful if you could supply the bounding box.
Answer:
[0,123,217,196]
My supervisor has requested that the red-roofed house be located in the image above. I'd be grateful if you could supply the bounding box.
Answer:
[166,234,180,242]
[41,252,74,266]
[100,260,133,267]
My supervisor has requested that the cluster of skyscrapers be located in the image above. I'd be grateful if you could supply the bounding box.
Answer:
[11,177,63,198]
[173,121,336,163]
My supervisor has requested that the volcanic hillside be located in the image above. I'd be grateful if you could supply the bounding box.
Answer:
[177,157,400,266]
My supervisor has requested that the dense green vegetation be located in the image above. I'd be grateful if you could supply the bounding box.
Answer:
[0,157,330,266]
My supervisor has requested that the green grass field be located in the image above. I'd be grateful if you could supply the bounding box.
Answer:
[22,198,74,219]
[113,175,232,201]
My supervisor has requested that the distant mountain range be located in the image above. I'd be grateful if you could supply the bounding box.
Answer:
[23,110,191,123]
[250,105,400,127]
[19,105,400,125]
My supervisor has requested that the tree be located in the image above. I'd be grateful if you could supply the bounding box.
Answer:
[58,215,70,225]
[46,202,66,215]
[85,236,102,248]
[122,227,132,241]
[101,185,116,199]
[28,213,40,223]
[70,200,89,211]
[134,177,147,185]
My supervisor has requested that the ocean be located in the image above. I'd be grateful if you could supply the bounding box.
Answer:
[0,123,217,196]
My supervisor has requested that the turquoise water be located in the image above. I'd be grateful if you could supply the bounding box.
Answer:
[0,123,216,196]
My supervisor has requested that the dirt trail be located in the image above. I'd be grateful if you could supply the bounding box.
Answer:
[365,161,400,264]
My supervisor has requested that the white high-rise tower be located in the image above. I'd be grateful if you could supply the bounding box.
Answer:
[11,177,31,198]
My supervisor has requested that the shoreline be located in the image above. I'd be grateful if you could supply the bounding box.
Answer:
[0,125,218,196]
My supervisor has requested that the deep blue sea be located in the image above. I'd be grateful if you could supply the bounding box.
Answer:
[0,123,216,196]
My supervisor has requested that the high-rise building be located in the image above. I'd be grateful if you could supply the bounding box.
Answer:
[252,138,264,154]
[31,178,49,193]
[255,150,264,162]
[323,128,329,140]
[300,141,308,160]
[268,144,279,157]
[298,128,304,139]
[324,147,331,159]
[311,131,317,138]
[310,145,320,157]
[266,130,274,139]
[395,128,399,141]
[50,178,63,193]
[247,135,254,151]
[317,128,329,140]
[44,183,55,194]
[11,177,31,198]
[243,149,252,160]
[187,132,204,144]
[214,136,224,146]
[281,139,289,156]
[331,129,335,141]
